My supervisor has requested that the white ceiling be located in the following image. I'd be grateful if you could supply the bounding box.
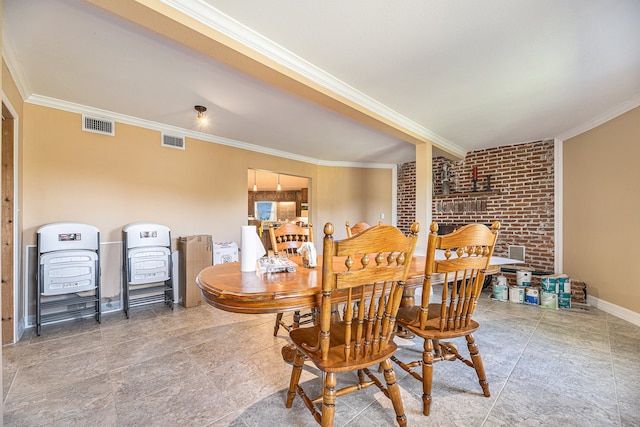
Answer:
[3,0,640,165]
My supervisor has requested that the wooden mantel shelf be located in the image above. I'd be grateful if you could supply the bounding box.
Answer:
[433,191,500,198]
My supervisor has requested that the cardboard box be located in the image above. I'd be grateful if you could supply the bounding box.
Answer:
[213,242,238,265]
[178,235,212,308]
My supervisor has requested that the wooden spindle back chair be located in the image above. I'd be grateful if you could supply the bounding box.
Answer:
[286,222,419,427]
[269,222,313,257]
[270,222,314,335]
[345,220,379,238]
[391,221,500,416]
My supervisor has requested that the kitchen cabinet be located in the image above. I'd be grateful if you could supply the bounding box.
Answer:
[250,190,297,201]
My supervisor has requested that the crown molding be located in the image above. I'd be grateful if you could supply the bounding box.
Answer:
[26,94,397,169]
[162,0,465,158]
[5,0,464,160]
[556,93,640,141]
[2,27,32,100]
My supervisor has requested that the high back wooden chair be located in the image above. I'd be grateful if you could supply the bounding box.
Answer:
[286,222,419,427]
[269,222,313,257]
[345,220,376,238]
[270,222,314,335]
[391,221,500,416]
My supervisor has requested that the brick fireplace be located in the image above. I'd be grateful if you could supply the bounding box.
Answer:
[397,140,555,276]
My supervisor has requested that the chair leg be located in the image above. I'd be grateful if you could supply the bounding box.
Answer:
[286,350,306,408]
[274,311,303,336]
[433,338,442,358]
[466,333,490,397]
[380,358,407,427]
[274,313,284,336]
[422,338,434,416]
[321,372,337,427]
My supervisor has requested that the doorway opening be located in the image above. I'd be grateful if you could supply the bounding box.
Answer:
[247,169,310,252]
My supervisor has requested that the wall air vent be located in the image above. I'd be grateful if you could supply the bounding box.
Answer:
[162,134,185,150]
[82,115,115,136]
[508,245,526,262]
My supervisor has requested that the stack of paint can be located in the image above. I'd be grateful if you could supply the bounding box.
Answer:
[540,274,571,309]
[491,275,509,301]
[506,268,539,305]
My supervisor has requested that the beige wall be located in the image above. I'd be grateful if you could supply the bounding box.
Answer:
[21,104,392,243]
[18,102,393,314]
[314,165,392,238]
[564,106,640,314]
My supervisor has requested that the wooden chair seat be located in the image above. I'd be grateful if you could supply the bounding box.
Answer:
[397,304,481,336]
[391,221,500,416]
[290,321,399,372]
[285,222,420,427]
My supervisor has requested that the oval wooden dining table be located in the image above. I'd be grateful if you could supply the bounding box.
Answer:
[196,255,427,315]
[195,252,518,314]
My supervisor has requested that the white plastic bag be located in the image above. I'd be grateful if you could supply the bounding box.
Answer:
[296,242,317,268]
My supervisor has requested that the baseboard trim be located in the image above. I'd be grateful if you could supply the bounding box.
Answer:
[588,296,640,327]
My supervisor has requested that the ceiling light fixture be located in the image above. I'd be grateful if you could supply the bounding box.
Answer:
[253,170,258,192]
[277,174,282,191]
[194,105,207,124]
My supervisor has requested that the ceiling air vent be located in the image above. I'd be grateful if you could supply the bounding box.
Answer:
[161,134,185,150]
[82,115,114,136]
[508,245,526,262]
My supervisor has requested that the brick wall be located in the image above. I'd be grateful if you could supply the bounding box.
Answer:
[397,140,555,274]
[397,162,416,234]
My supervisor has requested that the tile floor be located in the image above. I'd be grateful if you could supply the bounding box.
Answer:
[3,288,640,426]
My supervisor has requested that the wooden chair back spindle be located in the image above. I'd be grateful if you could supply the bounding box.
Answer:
[286,221,419,427]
